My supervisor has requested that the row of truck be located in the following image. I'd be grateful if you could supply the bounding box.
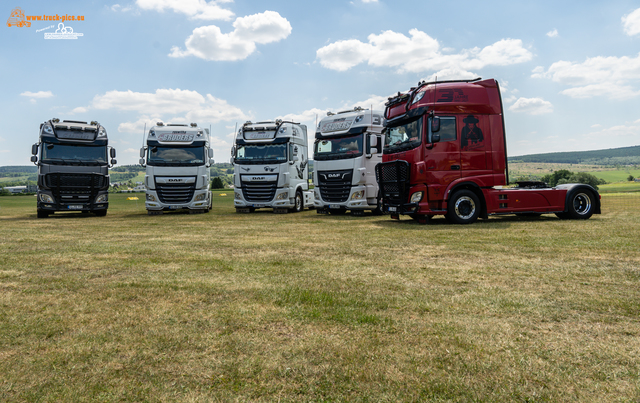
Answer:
[30,78,601,224]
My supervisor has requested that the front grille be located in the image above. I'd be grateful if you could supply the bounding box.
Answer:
[317,169,353,203]
[156,182,196,203]
[242,182,277,202]
[46,173,106,191]
[375,161,410,205]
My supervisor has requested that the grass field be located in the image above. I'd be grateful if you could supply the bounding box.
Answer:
[1,192,639,401]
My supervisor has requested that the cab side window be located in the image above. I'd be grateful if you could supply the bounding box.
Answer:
[434,117,456,142]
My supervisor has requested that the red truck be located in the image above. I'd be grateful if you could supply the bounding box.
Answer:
[375,78,600,224]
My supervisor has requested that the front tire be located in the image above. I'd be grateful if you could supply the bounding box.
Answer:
[36,209,49,218]
[446,190,480,224]
[291,190,303,213]
[94,210,107,217]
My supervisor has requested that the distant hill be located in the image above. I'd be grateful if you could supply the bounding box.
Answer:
[0,166,37,173]
[509,145,640,165]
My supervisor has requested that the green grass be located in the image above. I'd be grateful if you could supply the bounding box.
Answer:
[0,191,639,401]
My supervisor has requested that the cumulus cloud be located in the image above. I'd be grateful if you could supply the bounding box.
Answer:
[316,29,532,76]
[508,97,553,115]
[532,53,640,99]
[546,29,558,38]
[169,11,292,61]
[136,0,234,20]
[622,8,640,36]
[74,88,248,133]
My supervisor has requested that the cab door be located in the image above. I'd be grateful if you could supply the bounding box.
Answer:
[459,114,492,185]
[425,116,460,201]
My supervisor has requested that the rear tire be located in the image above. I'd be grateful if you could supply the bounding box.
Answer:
[567,190,595,219]
[446,190,480,224]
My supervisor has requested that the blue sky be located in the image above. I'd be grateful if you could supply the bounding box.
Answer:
[2,0,640,166]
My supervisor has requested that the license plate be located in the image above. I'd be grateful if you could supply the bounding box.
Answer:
[169,205,180,209]
[252,204,265,208]
[329,204,340,209]
[388,206,397,212]
[67,205,83,210]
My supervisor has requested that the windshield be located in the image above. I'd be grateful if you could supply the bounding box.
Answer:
[147,146,205,166]
[314,133,363,160]
[383,116,423,154]
[41,143,107,165]
[235,143,287,164]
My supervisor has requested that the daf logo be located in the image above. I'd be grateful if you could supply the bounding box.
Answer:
[168,179,183,182]
[328,173,341,178]
[252,176,266,181]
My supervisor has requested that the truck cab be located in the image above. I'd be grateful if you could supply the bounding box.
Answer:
[140,122,213,215]
[376,78,601,224]
[232,120,313,213]
[313,107,384,215]
[30,118,116,218]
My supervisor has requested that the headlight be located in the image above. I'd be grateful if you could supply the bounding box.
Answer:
[412,90,426,104]
[43,124,54,135]
[95,194,108,203]
[195,193,206,201]
[350,190,364,200]
[234,191,241,200]
[146,194,156,202]
[276,192,288,200]
[39,193,54,203]
[410,191,423,203]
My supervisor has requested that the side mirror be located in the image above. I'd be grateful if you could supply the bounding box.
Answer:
[208,148,214,159]
[110,148,117,158]
[231,146,236,157]
[31,143,39,155]
[30,155,38,163]
[290,155,299,165]
[230,157,234,164]
[139,158,145,166]
[111,159,117,166]
[139,147,145,158]
[431,133,440,143]
[431,117,441,133]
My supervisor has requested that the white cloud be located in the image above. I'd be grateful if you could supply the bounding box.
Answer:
[136,0,234,20]
[111,4,133,12]
[421,68,480,82]
[74,88,248,133]
[622,8,640,36]
[71,107,88,114]
[532,53,640,99]
[362,0,378,2]
[20,91,53,100]
[546,29,558,38]
[316,29,532,75]
[508,97,553,115]
[169,11,291,61]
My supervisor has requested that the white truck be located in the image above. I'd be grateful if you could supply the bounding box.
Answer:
[139,122,214,215]
[313,107,385,215]
[232,119,313,213]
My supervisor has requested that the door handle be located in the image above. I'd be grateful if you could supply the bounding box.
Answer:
[451,165,460,170]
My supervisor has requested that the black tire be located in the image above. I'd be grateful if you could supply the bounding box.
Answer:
[566,190,595,219]
[291,190,303,213]
[446,190,480,224]
[36,209,49,218]
[94,210,107,217]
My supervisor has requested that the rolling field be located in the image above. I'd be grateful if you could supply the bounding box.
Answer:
[0,192,639,401]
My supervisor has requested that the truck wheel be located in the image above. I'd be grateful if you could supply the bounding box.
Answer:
[292,190,303,213]
[566,190,595,219]
[447,190,480,224]
[94,210,107,217]
[36,209,49,218]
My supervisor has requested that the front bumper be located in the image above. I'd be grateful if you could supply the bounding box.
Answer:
[37,190,108,212]
[314,186,377,211]
[145,190,210,211]
[234,188,292,209]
